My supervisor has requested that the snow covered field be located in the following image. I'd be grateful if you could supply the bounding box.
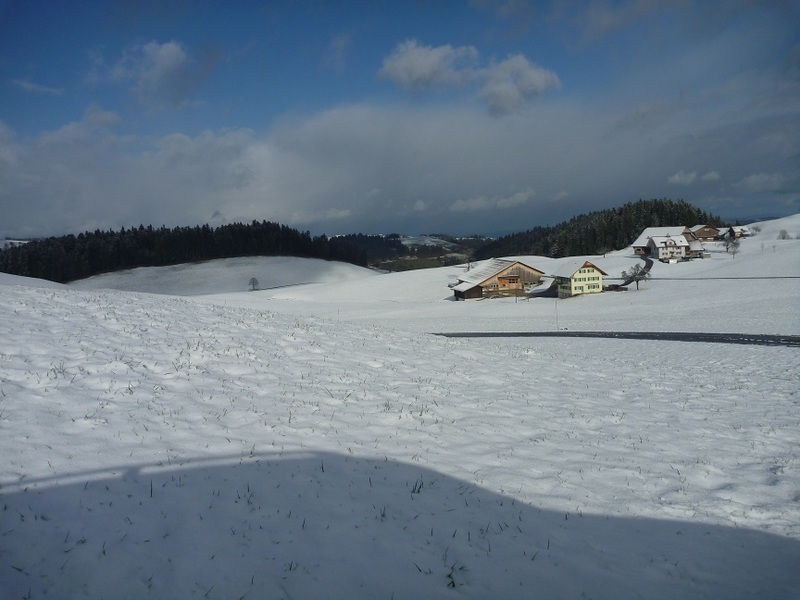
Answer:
[2,215,799,598]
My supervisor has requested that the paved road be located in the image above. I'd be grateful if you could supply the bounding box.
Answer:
[435,331,800,347]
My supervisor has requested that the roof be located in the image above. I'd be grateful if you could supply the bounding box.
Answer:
[452,281,480,292]
[647,235,689,248]
[551,260,608,279]
[690,224,718,233]
[456,258,543,286]
[631,227,687,248]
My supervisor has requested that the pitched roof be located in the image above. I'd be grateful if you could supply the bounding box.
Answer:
[647,234,689,248]
[631,227,687,248]
[690,224,717,233]
[456,258,543,286]
[551,260,608,279]
[452,281,479,292]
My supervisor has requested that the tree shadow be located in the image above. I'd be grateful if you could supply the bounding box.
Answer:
[2,451,798,599]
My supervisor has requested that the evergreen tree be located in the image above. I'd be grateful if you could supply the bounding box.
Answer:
[474,199,724,260]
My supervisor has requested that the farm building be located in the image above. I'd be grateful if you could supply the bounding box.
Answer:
[631,226,705,259]
[451,259,544,300]
[552,260,608,299]
[689,224,719,242]
[646,234,689,261]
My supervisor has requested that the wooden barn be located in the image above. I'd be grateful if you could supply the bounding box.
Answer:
[451,258,544,300]
[689,224,720,242]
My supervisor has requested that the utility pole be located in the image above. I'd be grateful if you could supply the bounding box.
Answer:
[555,298,559,331]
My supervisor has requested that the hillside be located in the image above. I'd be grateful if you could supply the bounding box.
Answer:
[1,215,798,599]
[474,198,725,260]
[68,255,377,297]
[0,221,367,284]
[185,214,799,336]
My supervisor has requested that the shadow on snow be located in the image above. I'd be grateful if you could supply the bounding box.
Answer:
[2,451,798,599]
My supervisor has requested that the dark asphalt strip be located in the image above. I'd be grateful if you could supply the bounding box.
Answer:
[434,331,800,347]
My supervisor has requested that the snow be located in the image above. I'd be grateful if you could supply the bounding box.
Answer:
[2,215,799,598]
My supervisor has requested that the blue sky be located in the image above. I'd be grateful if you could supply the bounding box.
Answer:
[1,0,798,239]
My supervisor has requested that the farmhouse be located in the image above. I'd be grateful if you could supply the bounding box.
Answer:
[719,225,753,239]
[689,224,719,242]
[552,260,608,299]
[451,258,544,300]
[631,227,691,255]
[631,226,706,260]
[646,234,689,261]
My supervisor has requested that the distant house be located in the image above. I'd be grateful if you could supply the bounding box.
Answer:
[552,260,608,299]
[631,226,705,260]
[731,225,752,238]
[631,227,691,255]
[689,225,719,242]
[451,258,544,300]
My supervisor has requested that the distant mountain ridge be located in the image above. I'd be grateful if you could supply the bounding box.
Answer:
[473,198,725,260]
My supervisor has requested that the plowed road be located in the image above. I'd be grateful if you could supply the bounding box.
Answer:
[435,331,800,347]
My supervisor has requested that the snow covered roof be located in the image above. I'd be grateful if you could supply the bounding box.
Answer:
[647,235,689,248]
[456,258,542,286]
[551,260,608,279]
[631,227,687,248]
[690,224,717,233]
[452,281,479,292]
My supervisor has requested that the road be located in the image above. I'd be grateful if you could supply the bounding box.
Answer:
[434,331,800,347]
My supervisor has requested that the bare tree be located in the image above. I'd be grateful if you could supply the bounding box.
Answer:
[248,277,259,291]
[621,263,651,290]
[729,239,741,258]
[777,229,791,240]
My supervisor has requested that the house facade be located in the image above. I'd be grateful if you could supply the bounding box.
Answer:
[552,260,608,299]
[451,258,544,300]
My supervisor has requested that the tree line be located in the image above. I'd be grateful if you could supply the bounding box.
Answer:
[0,221,367,283]
[473,198,725,260]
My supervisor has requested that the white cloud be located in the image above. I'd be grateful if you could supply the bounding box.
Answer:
[291,207,352,223]
[701,170,721,182]
[667,170,697,185]
[573,0,677,42]
[380,40,558,115]
[450,187,534,212]
[323,33,352,74]
[110,40,214,108]
[734,172,787,193]
[12,79,63,95]
[479,54,560,116]
[379,39,478,89]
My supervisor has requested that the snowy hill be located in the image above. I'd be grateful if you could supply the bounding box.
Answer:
[1,215,799,598]
[68,255,377,296]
